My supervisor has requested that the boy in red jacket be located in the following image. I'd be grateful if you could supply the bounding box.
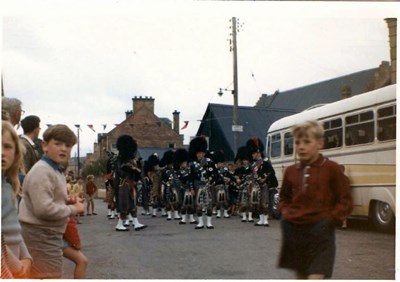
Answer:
[278,120,352,279]
[85,174,98,215]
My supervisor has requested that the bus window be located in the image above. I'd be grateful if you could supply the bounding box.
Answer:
[270,133,281,158]
[284,132,293,156]
[345,110,374,146]
[377,104,396,141]
[323,118,342,149]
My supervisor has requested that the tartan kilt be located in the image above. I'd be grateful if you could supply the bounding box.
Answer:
[105,188,114,204]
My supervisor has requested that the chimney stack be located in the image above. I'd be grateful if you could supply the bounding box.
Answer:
[341,84,352,99]
[173,110,180,135]
[385,18,397,84]
[132,96,155,115]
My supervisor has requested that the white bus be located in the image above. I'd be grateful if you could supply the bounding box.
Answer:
[266,84,396,232]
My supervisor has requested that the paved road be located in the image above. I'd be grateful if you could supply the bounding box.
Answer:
[63,199,395,279]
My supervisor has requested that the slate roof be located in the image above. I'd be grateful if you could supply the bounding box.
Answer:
[197,104,295,161]
[196,67,380,161]
[256,68,378,112]
[137,147,172,162]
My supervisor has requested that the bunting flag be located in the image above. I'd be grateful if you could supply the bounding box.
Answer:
[74,124,82,131]
[181,121,189,130]
[87,124,96,132]
[102,124,107,131]
[46,124,52,128]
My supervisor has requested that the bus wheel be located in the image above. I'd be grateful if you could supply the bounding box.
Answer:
[269,189,281,220]
[371,200,395,233]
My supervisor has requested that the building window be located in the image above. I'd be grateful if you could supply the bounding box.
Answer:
[169,143,175,149]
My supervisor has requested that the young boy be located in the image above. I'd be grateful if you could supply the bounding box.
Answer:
[18,124,84,279]
[278,120,352,279]
[85,174,98,216]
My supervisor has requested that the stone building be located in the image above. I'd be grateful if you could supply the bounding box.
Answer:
[85,96,184,165]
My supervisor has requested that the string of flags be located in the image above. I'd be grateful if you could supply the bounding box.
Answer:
[45,121,190,132]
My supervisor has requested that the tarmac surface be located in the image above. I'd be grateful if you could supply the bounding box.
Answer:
[62,199,395,280]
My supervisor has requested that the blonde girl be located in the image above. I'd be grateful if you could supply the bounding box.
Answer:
[1,120,32,278]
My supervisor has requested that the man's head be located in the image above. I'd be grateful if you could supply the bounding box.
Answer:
[189,136,208,161]
[246,137,264,161]
[116,135,137,162]
[2,97,23,126]
[21,115,41,139]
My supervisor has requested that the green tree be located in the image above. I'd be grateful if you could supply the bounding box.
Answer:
[81,158,108,178]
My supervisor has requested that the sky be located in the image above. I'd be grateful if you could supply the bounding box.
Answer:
[1,1,399,157]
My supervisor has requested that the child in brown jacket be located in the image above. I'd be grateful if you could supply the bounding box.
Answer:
[278,120,352,279]
[85,175,98,215]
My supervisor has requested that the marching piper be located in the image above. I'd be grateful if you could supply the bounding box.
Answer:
[162,150,181,221]
[114,135,147,231]
[234,146,253,222]
[209,150,230,219]
[246,137,278,227]
[148,153,167,218]
[173,148,197,225]
[188,136,217,229]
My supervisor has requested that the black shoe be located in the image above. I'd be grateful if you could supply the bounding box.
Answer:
[255,223,264,226]
[190,220,198,224]
[195,225,204,229]
[206,226,214,229]
[167,218,172,221]
[116,227,129,231]
[179,221,186,225]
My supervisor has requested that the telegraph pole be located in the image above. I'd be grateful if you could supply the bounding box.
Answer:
[75,125,81,177]
[232,17,240,156]
[77,128,80,177]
